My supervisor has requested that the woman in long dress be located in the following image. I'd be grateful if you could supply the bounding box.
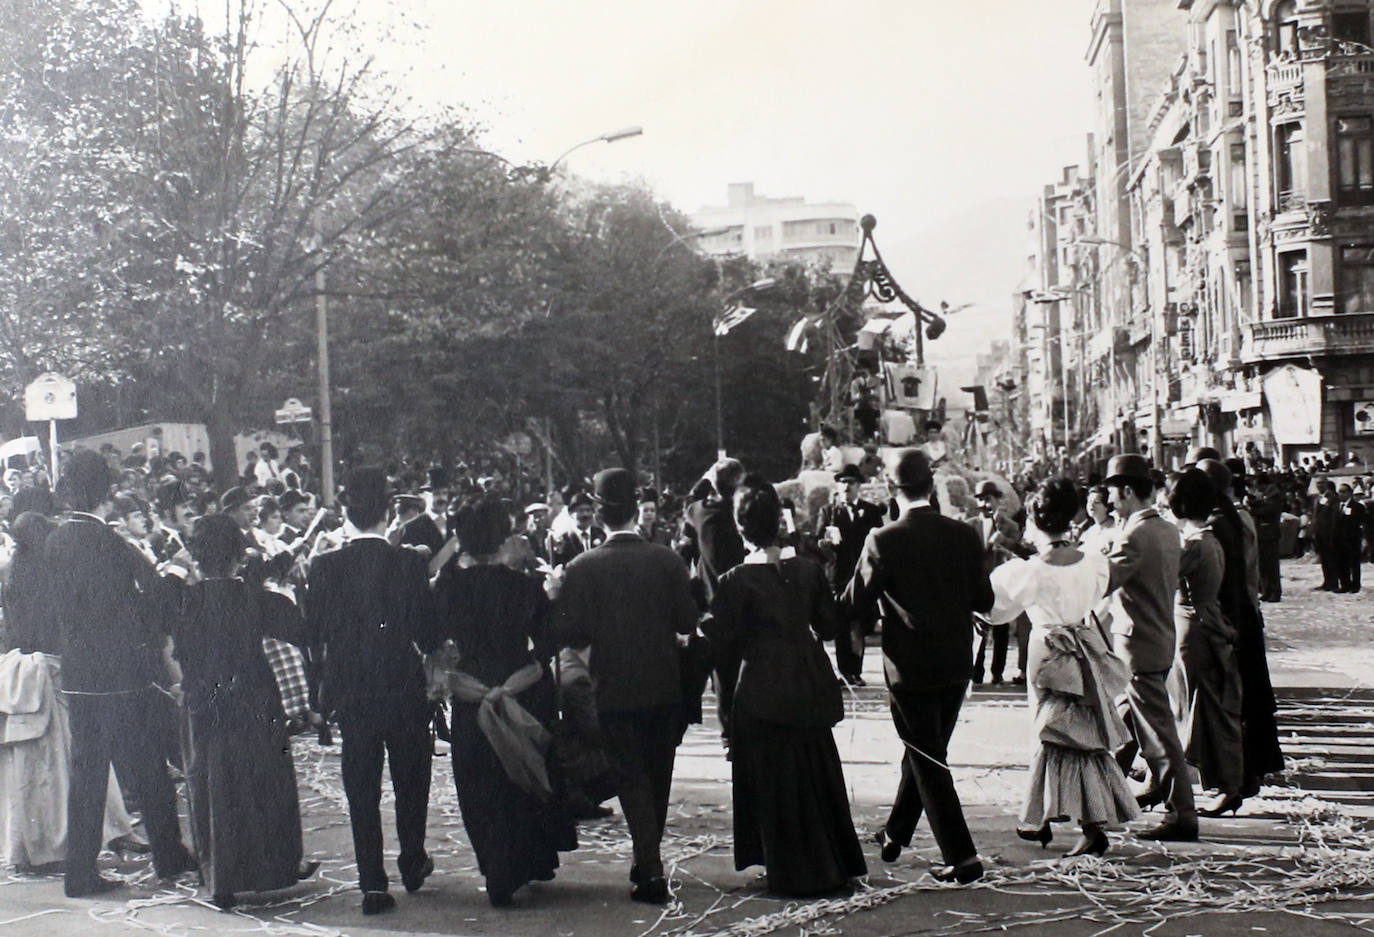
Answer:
[432,495,575,907]
[705,479,866,896]
[1166,469,1244,810]
[986,478,1139,858]
[174,514,317,909]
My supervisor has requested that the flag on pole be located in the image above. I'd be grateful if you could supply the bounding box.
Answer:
[713,302,756,336]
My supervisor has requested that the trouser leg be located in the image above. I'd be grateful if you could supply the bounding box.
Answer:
[1014,614,1031,677]
[107,692,186,873]
[1125,671,1195,822]
[971,634,988,682]
[604,708,678,881]
[340,716,388,892]
[385,706,433,878]
[65,695,112,889]
[886,685,976,865]
[989,625,1009,681]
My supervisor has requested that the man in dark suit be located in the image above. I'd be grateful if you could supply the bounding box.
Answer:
[305,467,442,915]
[46,450,196,898]
[1312,477,1341,590]
[842,449,992,885]
[1335,482,1366,593]
[966,480,1023,685]
[1104,453,1195,841]
[817,464,886,685]
[391,492,445,556]
[549,491,606,567]
[556,468,699,904]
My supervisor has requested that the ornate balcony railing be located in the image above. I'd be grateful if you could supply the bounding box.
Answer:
[1244,311,1374,361]
[1267,60,1303,90]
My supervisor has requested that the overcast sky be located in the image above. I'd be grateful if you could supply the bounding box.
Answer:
[363,0,1096,231]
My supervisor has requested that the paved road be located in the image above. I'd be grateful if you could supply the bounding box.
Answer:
[3,555,1374,936]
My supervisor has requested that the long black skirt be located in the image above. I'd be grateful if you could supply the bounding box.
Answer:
[1236,611,1284,790]
[182,694,303,897]
[451,687,577,899]
[731,714,867,897]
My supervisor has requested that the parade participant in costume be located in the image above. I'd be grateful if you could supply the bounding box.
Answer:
[305,467,441,915]
[524,503,553,562]
[279,490,314,547]
[636,488,673,546]
[817,464,885,686]
[549,491,606,568]
[1193,459,1283,812]
[1335,483,1366,593]
[705,480,867,896]
[1102,454,1196,842]
[682,458,747,607]
[45,450,196,897]
[431,495,576,907]
[174,514,318,909]
[985,478,1138,858]
[0,512,142,871]
[556,468,699,904]
[1166,469,1244,816]
[1312,478,1340,591]
[392,493,445,556]
[967,480,1022,686]
[842,449,992,885]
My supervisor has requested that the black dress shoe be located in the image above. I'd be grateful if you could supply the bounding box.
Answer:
[64,874,124,898]
[1137,818,1198,842]
[1135,788,1165,811]
[488,887,514,908]
[155,846,199,879]
[298,860,321,881]
[212,892,237,910]
[874,829,902,862]
[631,876,669,903]
[930,859,983,885]
[361,891,396,915]
[402,855,434,893]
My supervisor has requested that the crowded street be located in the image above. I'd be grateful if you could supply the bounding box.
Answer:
[0,555,1370,937]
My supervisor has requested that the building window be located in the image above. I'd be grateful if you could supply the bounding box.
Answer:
[1227,33,1242,92]
[1275,1,1299,57]
[1230,142,1248,218]
[753,225,772,240]
[1341,245,1374,314]
[1278,251,1308,319]
[1336,116,1374,204]
[1276,122,1306,205]
[1334,11,1372,48]
[817,221,836,236]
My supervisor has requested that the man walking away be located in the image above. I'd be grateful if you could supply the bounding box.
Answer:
[305,467,441,915]
[556,468,699,904]
[1103,454,1196,842]
[842,449,992,885]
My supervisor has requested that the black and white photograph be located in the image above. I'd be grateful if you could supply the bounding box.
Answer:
[1,1,1373,934]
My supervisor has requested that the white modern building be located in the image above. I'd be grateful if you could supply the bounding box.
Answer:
[689,182,860,274]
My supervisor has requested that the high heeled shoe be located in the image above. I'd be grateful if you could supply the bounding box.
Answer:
[1134,787,1165,812]
[1016,824,1053,848]
[1063,829,1109,858]
[1198,793,1244,818]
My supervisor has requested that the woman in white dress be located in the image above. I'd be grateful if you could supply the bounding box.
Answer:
[984,478,1139,858]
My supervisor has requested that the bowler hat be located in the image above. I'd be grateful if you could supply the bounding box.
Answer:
[834,464,865,484]
[592,468,637,507]
[1195,458,1233,497]
[1186,445,1222,466]
[1104,453,1152,487]
[974,480,1002,500]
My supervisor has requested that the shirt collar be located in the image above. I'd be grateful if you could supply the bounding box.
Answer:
[606,529,640,540]
[348,532,390,543]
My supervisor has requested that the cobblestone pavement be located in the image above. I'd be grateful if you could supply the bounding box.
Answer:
[4,558,1374,936]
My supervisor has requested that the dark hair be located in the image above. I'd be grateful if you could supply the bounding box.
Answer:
[111,494,148,520]
[257,497,281,525]
[1086,485,1111,510]
[57,450,114,513]
[890,448,934,498]
[11,486,54,518]
[280,490,309,512]
[341,466,389,530]
[734,481,782,547]
[11,511,54,556]
[1030,477,1080,535]
[597,498,636,528]
[260,442,279,459]
[189,513,247,577]
[1168,468,1218,522]
[451,494,511,557]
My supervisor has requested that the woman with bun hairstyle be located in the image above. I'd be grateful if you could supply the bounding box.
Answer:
[704,477,866,896]
[984,478,1138,858]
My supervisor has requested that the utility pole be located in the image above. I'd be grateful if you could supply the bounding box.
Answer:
[314,224,335,506]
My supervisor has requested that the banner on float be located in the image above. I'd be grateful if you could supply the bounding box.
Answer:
[1263,364,1322,445]
[883,363,937,411]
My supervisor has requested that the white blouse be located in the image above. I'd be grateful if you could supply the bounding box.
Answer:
[986,552,1110,628]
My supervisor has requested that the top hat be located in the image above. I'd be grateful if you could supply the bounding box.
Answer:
[834,464,865,484]
[1104,453,1152,487]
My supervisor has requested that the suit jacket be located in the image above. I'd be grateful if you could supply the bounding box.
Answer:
[304,536,441,715]
[817,497,886,588]
[841,505,993,692]
[555,533,698,713]
[549,526,607,568]
[1313,491,1340,546]
[1337,498,1367,547]
[400,512,446,555]
[45,513,165,693]
[965,511,1022,575]
[1106,507,1181,674]
[683,497,746,604]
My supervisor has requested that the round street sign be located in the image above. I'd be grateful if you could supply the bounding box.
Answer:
[24,372,77,422]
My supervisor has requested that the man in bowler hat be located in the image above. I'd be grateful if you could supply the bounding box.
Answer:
[842,449,992,884]
[1103,453,1197,841]
[556,468,699,903]
[967,479,1023,685]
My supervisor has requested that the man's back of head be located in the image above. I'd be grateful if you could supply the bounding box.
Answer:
[342,466,389,531]
[58,450,114,515]
[887,448,933,501]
